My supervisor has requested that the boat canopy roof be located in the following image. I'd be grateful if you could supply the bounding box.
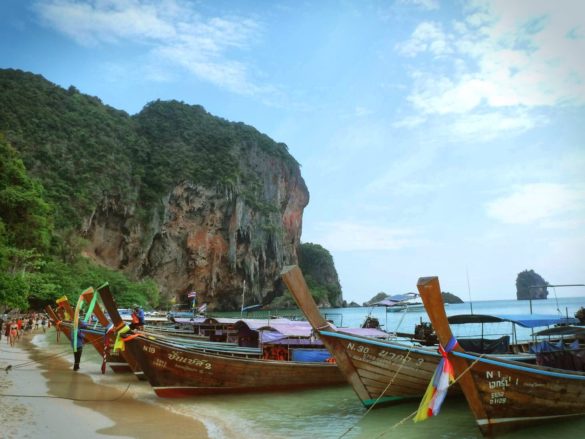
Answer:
[533,325,585,337]
[337,327,390,338]
[374,292,419,306]
[447,313,579,328]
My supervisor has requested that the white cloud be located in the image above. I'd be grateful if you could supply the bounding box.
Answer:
[447,110,548,142]
[396,22,452,57]
[399,0,439,11]
[307,221,421,252]
[486,183,585,225]
[392,114,426,128]
[398,0,585,114]
[34,0,265,95]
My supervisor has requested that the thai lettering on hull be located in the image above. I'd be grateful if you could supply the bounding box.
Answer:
[168,351,212,370]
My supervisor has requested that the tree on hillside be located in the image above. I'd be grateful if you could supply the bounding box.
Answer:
[516,269,548,300]
[0,136,55,309]
[298,243,343,307]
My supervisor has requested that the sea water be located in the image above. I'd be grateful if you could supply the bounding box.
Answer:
[33,295,585,438]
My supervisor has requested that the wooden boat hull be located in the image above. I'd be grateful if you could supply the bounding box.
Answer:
[123,334,346,397]
[318,330,445,406]
[51,296,146,378]
[280,265,456,407]
[418,276,585,436]
[453,351,585,434]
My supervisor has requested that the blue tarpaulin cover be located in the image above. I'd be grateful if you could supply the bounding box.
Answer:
[447,313,578,328]
[291,349,331,362]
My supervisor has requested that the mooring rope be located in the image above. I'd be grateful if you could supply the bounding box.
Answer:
[0,382,132,402]
[1,348,74,370]
[372,352,487,438]
[337,348,413,439]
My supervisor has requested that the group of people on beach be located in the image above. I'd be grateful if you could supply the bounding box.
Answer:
[1,313,49,347]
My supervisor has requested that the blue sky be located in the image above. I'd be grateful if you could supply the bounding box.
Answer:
[2,0,584,302]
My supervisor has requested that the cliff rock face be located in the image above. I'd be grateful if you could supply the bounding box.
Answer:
[84,143,308,310]
[0,70,311,310]
[516,269,548,300]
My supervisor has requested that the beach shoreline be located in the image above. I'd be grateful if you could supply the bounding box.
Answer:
[0,329,209,439]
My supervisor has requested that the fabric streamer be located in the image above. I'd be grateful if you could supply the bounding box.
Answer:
[56,296,71,320]
[102,324,114,374]
[84,291,99,323]
[113,324,130,351]
[72,288,93,353]
[414,336,458,422]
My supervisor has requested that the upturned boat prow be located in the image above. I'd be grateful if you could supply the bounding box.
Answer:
[282,265,446,408]
[417,276,585,436]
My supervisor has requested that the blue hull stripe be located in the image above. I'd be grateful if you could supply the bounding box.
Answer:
[453,351,585,380]
[319,330,441,357]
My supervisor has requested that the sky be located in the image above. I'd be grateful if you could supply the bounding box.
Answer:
[1,0,584,303]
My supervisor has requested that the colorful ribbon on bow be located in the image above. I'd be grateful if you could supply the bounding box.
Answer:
[113,322,141,351]
[102,324,114,374]
[72,287,94,353]
[55,296,71,320]
[414,336,458,422]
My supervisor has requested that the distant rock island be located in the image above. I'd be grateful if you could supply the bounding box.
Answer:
[516,269,548,300]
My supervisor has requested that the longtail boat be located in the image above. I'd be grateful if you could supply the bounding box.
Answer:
[417,276,585,436]
[98,283,347,397]
[52,292,143,376]
[281,265,446,407]
[79,289,145,377]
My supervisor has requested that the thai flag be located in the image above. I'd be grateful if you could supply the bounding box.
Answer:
[187,291,197,299]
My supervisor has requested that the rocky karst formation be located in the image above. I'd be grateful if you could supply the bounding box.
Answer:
[85,160,308,310]
[0,69,311,310]
[516,269,548,300]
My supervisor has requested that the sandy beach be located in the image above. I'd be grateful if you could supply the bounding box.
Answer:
[0,330,209,439]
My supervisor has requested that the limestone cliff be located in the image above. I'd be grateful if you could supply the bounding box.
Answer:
[0,69,310,310]
[82,102,309,310]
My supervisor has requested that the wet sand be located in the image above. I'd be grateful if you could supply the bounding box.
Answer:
[0,331,209,439]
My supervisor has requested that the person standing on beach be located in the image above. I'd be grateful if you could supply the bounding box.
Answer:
[4,320,9,343]
[72,322,87,371]
[9,320,18,347]
[130,306,145,330]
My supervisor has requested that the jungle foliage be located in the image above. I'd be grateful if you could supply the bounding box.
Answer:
[0,69,310,310]
[0,135,160,310]
[298,242,343,307]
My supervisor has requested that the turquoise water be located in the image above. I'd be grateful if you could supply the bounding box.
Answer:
[35,295,585,438]
[327,295,585,340]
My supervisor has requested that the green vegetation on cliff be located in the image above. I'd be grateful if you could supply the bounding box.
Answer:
[298,242,343,307]
[0,69,298,229]
[0,135,159,310]
[271,243,343,309]
[0,69,314,310]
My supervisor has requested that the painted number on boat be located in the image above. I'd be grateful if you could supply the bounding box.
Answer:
[153,358,167,369]
[168,351,213,370]
[486,371,519,387]
[489,391,507,405]
[378,350,425,367]
[347,342,370,354]
[142,345,156,354]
